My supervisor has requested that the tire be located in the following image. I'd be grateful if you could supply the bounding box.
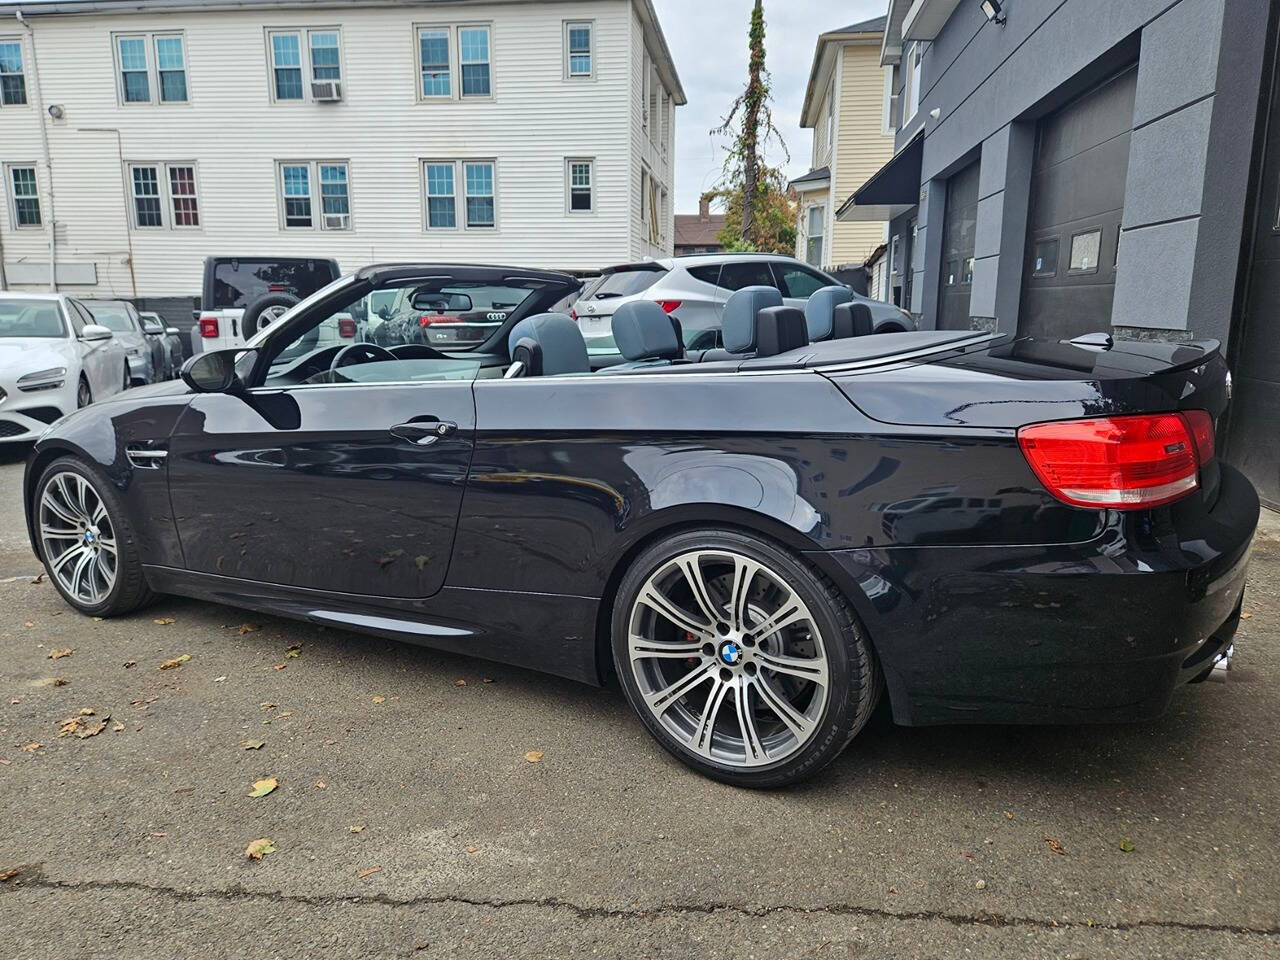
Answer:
[34,456,155,617]
[612,528,881,788]
[76,377,92,409]
[242,292,301,338]
[122,363,131,393]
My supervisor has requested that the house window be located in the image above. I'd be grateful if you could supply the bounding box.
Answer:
[464,161,495,227]
[270,32,304,100]
[130,166,163,227]
[567,159,593,212]
[459,26,490,96]
[0,38,27,106]
[310,31,340,81]
[1069,229,1102,273]
[7,165,40,227]
[881,65,894,136]
[168,164,200,226]
[424,162,457,228]
[565,21,592,78]
[127,162,200,229]
[418,29,451,97]
[904,43,922,124]
[118,36,150,102]
[114,33,187,105]
[824,78,835,151]
[319,163,350,229]
[155,36,187,102]
[805,206,824,267]
[648,67,660,144]
[278,161,350,230]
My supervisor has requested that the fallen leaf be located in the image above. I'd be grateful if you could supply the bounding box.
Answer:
[1240,612,1252,620]
[123,661,137,669]
[1044,837,1065,855]
[23,620,34,628]
[50,677,68,687]
[158,654,191,670]
[79,707,95,715]
[0,759,10,765]
[59,713,109,738]
[149,832,167,838]
[20,743,40,753]
[464,845,479,855]
[112,722,125,733]
[272,663,287,671]
[372,695,385,704]
[240,739,265,750]
[960,850,974,859]
[31,573,44,584]
[524,750,544,763]
[92,616,103,622]
[285,645,301,658]
[236,623,260,636]
[1003,811,1013,820]
[260,702,275,711]
[453,679,467,687]
[248,777,278,798]
[214,675,227,682]
[245,838,275,860]
[888,885,899,894]
[357,866,383,879]
[48,648,73,660]
[349,825,364,834]
[1118,838,1136,853]
[315,780,326,789]
[0,868,18,882]
[482,677,494,684]
[9,698,17,704]
[414,555,429,570]
[278,710,292,718]
[153,617,175,625]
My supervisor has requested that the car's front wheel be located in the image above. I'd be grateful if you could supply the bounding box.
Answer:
[612,529,881,788]
[35,457,154,617]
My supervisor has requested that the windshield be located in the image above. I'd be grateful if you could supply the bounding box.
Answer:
[358,282,538,352]
[0,299,65,338]
[589,268,667,300]
[211,258,336,310]
[86,304,135,332]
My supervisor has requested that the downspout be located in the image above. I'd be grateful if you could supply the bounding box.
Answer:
[16,10,56,291]
[77,127,137,297]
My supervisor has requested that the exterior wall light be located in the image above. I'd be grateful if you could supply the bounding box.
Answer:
[981,0,1007,24]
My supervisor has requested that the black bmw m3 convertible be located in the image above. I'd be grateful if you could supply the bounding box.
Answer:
[23,263,1258,786]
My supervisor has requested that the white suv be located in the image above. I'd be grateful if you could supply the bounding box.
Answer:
[571,254,912,354]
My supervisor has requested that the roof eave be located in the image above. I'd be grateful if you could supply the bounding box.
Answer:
[800,28,884,126]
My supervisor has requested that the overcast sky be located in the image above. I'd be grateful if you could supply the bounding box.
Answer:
[651,0,886,214]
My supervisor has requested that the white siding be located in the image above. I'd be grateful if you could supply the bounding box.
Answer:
[0,0,675,297]
[627,3,673,262]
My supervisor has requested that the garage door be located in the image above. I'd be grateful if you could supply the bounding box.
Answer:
[1018,66,1137,341]
[1225,48,1280,508]
[936,160,980,330]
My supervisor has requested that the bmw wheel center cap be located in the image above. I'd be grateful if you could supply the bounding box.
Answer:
[719,641,742,666]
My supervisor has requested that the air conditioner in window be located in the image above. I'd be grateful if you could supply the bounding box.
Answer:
[323,213,350,230]
[312,80,342,102]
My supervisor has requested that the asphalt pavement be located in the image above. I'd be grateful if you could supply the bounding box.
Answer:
[0,445,1277,959]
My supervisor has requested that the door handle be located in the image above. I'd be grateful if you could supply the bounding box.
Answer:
[390,420,457,446]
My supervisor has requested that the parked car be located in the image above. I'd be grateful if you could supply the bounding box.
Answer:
[81,299,162,386]
[22,263,1256,787]
[571,253,913,355]
[196,256,343,353]
[138,312,184,380]
[362,284,526,348]
[0,292,127,443]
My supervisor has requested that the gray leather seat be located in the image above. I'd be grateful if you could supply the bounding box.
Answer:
[506,312,589,377]
[696,285,783,362]
[805,285,853,341]
[604,300,683,372]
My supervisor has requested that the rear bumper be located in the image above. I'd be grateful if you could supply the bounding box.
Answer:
[825,464,1259,726]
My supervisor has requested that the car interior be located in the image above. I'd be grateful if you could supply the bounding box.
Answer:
[0,302,66,339]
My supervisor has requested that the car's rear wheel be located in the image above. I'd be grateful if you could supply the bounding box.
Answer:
[612,529,881,788]
[35,457,154,617]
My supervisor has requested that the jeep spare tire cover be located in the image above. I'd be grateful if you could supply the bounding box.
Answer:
[243,292,301,337]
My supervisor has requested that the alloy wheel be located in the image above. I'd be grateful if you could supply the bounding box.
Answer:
[256,304,291,334]
[38,471,118,606]
[627,549,830,768]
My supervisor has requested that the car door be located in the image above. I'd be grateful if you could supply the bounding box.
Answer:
[166,282,477,600]
[67,299,113,397]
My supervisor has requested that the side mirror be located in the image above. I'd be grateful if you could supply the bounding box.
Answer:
[181,348,256,393]
[80,324,113,341]
[165,327,180,336]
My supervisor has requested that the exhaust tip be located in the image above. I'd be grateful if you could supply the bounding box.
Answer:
[1208,643,1234,683]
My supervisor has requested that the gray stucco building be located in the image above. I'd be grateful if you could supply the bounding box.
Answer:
[839,0,1279,506]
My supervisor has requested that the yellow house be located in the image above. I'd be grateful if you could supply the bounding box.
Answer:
[790,16,895,276]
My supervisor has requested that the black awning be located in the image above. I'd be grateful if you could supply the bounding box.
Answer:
[837,132,923,218]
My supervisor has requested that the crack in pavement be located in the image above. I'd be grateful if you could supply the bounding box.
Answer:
[4,868,1278,938]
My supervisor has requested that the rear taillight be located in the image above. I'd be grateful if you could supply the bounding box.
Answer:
[1017,411,1214,510]
[569,308,578,320]
[337,317,356,338]
[198,315,219,338]
[655,300,682,314]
